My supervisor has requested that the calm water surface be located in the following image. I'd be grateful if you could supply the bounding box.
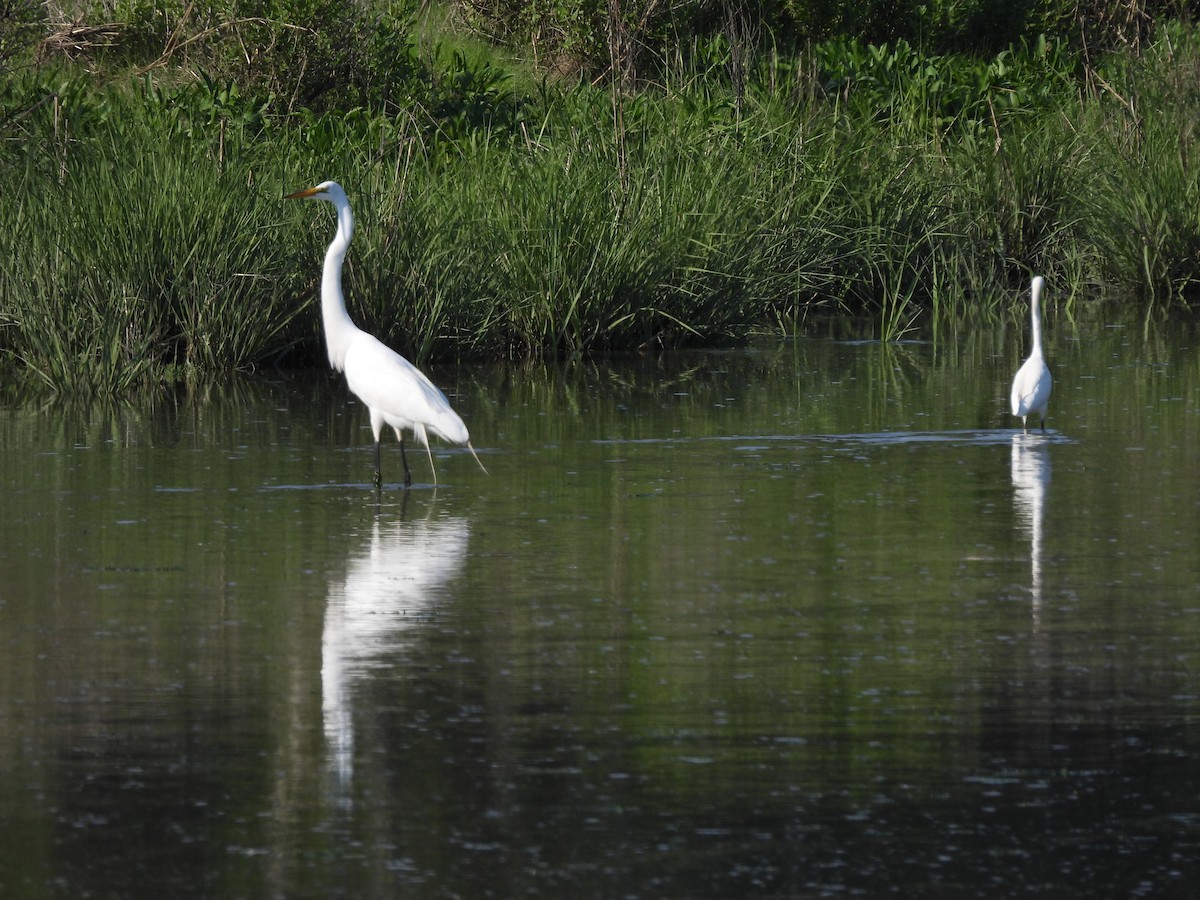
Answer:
[3,321,1200,898]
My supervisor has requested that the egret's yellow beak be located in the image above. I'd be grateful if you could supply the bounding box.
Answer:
[284,186,321,200]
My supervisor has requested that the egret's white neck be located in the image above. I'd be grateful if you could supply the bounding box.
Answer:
[321,199,360,372]
[1029,281,1044,358]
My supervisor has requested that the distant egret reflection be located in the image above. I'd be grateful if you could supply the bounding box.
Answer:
[1011,433,1050,616]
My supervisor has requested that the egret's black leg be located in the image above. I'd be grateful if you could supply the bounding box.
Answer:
[399,436,413,487]
[373,440,383,489]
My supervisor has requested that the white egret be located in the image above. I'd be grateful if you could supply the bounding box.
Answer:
[1010,275,1053,432]
[286,180,485,487]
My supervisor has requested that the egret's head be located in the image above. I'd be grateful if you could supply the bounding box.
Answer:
[1030,275,1046,308]
[284,180,345,204]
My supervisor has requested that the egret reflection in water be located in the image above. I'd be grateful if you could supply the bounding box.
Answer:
[321,505,470,798]
[1011,433,1050,614]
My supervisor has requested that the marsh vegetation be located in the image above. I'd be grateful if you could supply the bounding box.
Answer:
[2,1,1200,393]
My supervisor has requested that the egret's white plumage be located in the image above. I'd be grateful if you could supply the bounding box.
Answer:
[286,180,485,487]
[1010,275,1052,432]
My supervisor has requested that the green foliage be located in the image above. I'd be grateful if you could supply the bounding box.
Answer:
[1082,24,1200,305]
[10,2,1200,393]
[813,34,1077,137]
[951,120,1087,297]
[0,78,307,394]
[33,0,426,112]
[456,0,1170,82]
[0,0,42,74]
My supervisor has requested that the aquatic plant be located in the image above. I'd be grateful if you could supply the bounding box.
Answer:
[0,78,305,393]
[6,20,1200,393]
[1079,27,1200,306]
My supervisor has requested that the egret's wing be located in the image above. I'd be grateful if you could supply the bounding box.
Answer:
[343,333,469,443]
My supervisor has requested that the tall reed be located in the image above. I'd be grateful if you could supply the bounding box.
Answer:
[1,78,310,393]
[8,26,1200,395]
[1080,29,1200,306]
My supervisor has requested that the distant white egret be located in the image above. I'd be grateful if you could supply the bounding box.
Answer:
[1010,275,1053,432]
[286,181,485,487]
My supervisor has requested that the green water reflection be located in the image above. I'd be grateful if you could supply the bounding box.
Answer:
[3,320,1200,897]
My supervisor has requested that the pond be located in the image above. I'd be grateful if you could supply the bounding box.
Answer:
[3,316,1200,898]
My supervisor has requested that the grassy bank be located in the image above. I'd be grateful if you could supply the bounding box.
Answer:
[4,13,1200,393]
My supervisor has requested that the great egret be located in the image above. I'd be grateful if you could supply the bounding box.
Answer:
[1010,275,1053,432]
[285,180,485,487]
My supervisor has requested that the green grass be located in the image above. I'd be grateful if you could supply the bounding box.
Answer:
[0,84,306,393]
[6,25,1200,393]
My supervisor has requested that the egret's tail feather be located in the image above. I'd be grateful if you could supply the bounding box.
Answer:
[467,441,488,475]
[414,423,437,485]
[425,445,437,485]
